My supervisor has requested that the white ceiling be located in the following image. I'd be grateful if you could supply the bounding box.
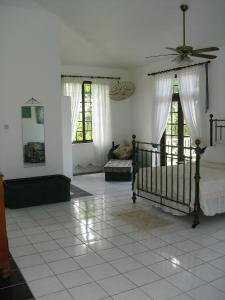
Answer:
[2,0,225,68]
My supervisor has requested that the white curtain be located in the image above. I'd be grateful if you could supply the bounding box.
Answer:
[178,65,206,145]
[151,72,174,143]
[62,77,82,141]
[92,81,112,168]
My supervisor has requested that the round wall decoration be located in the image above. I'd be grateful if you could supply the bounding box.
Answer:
[109,81,135,101]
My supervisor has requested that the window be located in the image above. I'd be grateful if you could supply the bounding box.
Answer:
[161,76,192,164]
[74,81,93,143]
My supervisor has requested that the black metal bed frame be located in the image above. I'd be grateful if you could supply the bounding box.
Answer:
[132,114,225,228]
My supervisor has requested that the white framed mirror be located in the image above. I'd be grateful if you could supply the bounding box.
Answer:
[21,98,45,167]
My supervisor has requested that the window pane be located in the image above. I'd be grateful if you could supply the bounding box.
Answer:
[85,122,92,131]
[77,121,83,130]
[84,83,91,93]
[85,103,91,111]
[85,131,92,141]
[184,124,190,136]
[76,131,83,142]
[172,102,178,112]
[172,113,178,124]
[78,112,82,121]
[173,85,179,94]
[85,112,91,121]
[167,114,172,124]
[171,125,178,135]
[166,125,171,135]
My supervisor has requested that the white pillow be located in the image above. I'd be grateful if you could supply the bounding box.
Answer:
[202,144,225,164]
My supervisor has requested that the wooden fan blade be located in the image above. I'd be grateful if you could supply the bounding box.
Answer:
[192,47,219,53]
[165,47,178,52]
[191,53,217,59]
[146,54,177,59]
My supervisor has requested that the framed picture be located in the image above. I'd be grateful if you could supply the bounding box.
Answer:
[21,106,31,118]
[35,106,44,124]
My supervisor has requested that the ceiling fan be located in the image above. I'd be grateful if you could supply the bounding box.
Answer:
[146,4,219,63]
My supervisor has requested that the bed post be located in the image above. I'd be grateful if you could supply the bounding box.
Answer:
[132,134,137,203]
[192,139,201,228]
[210,114,214,146]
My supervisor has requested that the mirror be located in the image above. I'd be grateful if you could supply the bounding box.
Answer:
[21,102,45,167]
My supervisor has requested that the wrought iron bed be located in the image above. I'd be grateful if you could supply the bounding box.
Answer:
[131,114,225,228]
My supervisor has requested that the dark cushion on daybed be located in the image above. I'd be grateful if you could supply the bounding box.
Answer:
[4,175,71,209]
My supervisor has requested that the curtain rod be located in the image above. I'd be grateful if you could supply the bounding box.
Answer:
[147,61,210,76]
[61,75,120,80]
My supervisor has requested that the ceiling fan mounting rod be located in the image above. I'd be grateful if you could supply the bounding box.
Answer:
[180,4,189,47]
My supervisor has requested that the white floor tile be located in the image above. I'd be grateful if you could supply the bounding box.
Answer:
[41,249,69,262]
[170,253,204,269]
[190,247,223,262]
[188,284,225,300]
[140,237,168,250]
[211,276,225,293]
[64,244,92,257]
[208,241,225,255]
[98,247,127,261]
[21,264,53,281]
[134,250,164,266]
[119,242,148,255]
[36,290,74,300]
[55,237,82,247]
[173,240,202,252]
[69,282,108,300]
[209,256,225,272]
[10,244,37,257]
[189,263,225,282]
[48,258,80,274]
[15,253,45,268]
[29,276,64,298]
[110,256,142,273]
[154,245,184,259]
[141,279,181,300]
[74,253,105,267]
[97,274,135,295]
[33,240,60,252]
[85,263,119,280]
[107,235,134,246]
[171,294,194,300]
[113,288,152,300]
[149,260,183,278]
[57,269,93,289]
[167,270,205,292]
[27,232,52,243]
[124,267,160,286]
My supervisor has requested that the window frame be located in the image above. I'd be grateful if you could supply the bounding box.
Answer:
[73,81,93,144]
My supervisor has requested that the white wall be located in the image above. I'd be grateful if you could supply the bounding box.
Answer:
[0,5,63,179]
[61,64,132,173]
[129,47,225,144]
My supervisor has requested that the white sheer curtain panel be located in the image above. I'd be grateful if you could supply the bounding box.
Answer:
[62,77,82,141]
[92,81,112,168]
[178,65,206,145]
[151,72,174,143]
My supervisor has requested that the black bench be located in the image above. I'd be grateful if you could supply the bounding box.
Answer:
[4,175,71,209]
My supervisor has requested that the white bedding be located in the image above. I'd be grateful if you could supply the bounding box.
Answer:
[135,161,225,216]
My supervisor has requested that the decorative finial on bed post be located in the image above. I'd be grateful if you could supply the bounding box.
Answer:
[193,139,201,228]
[132,134,137,204]
[210,114,214,146]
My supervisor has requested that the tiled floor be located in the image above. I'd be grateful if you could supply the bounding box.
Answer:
[4,173,225,299]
